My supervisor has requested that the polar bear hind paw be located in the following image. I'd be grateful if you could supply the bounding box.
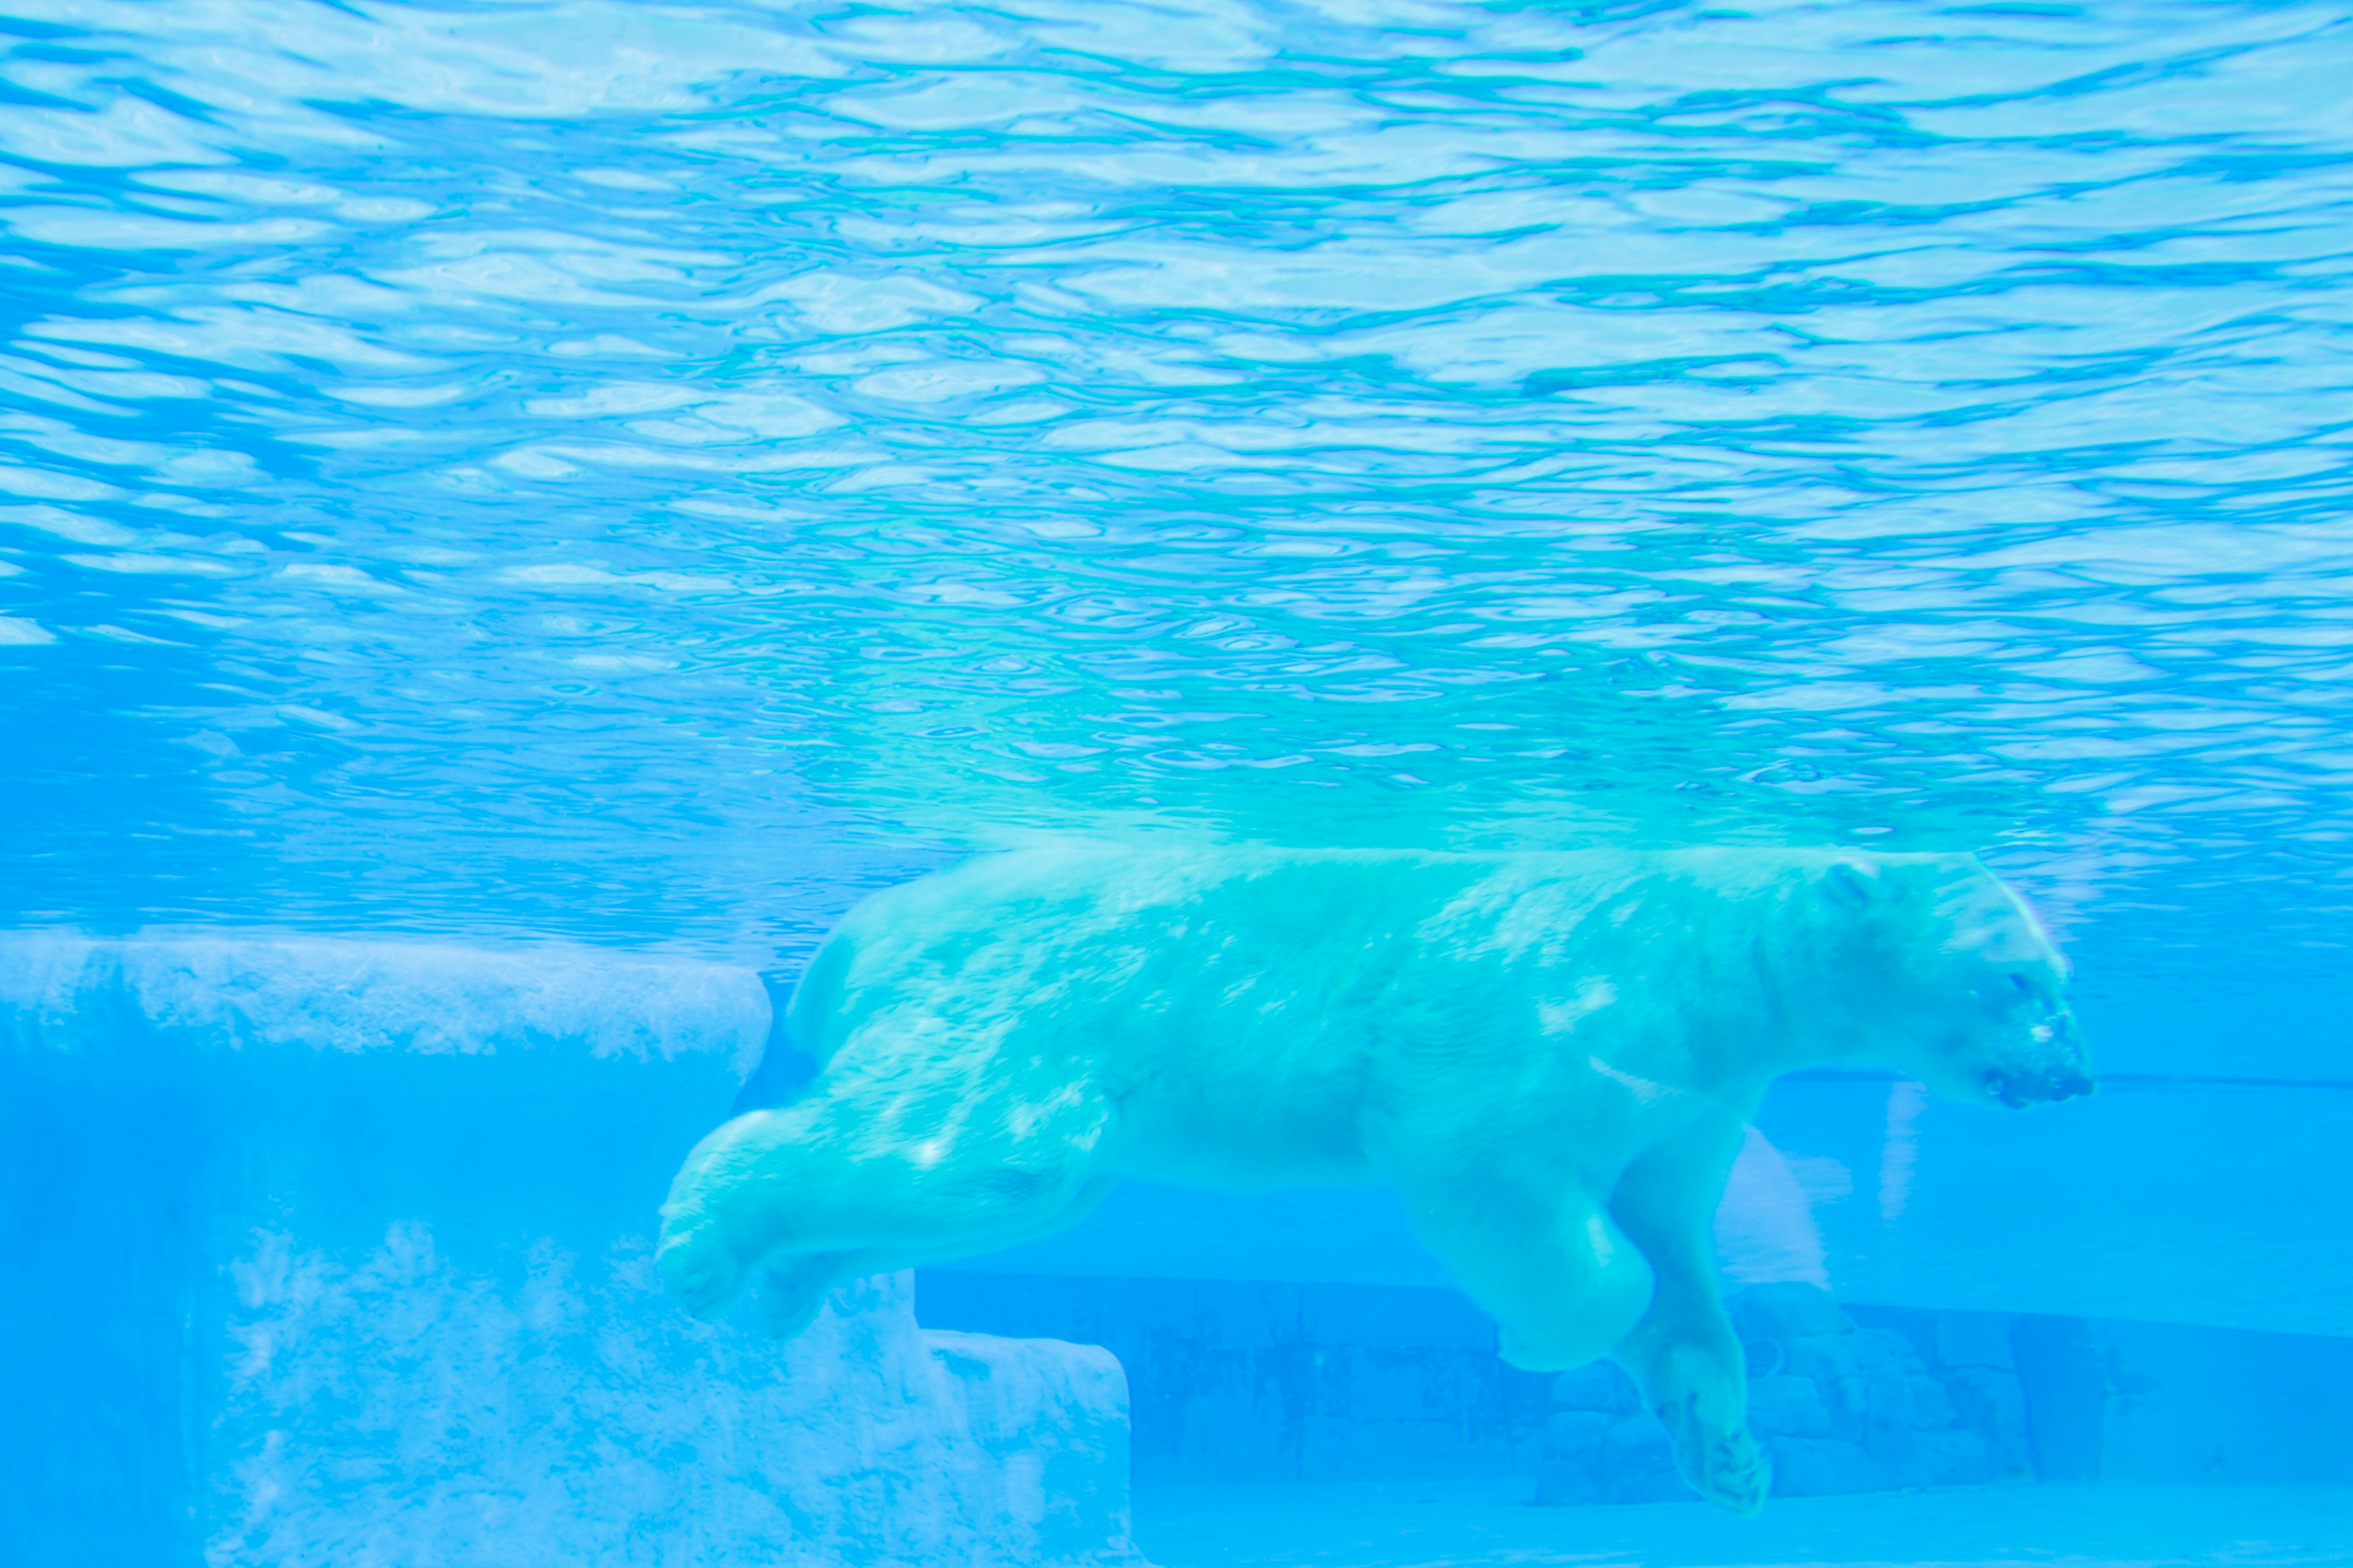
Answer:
[752,1258,841,1341]
[657,1221,749,1322]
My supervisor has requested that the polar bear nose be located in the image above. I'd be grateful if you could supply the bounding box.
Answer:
[1983,1065,2096,1107]
[2045,1069,2096,1100]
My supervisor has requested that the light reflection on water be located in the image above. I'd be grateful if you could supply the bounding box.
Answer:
[0,0,2349,961]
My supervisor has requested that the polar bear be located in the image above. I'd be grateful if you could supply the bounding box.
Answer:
[659,845,2090,1512]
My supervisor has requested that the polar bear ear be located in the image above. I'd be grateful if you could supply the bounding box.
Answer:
[1824,860,1893,910]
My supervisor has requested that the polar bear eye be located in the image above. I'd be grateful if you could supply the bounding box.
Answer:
[2007,972,2034,999]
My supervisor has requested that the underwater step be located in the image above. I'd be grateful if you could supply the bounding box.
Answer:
[1129,1479,2353,1568]
[0,933,1142,1568]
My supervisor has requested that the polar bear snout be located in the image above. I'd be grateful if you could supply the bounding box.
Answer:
[1980,1008,2094,1107]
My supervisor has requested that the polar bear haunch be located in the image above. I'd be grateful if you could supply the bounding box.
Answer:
[657,846,2090,1513]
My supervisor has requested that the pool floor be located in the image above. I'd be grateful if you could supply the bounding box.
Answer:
[1132,1479,2353,1567]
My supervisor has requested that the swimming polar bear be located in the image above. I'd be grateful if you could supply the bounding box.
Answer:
[659,845,2090,1512]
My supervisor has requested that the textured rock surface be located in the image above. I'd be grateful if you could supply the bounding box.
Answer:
[1,933,1139,1568]
[213,1251,1135,1568]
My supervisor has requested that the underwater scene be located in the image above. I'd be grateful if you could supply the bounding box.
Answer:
[2,1,2351,1564]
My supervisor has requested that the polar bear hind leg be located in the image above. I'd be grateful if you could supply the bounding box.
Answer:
[743,1172,1120,1340]
[658,1056,1116,1322]
[748,1251,862,1341]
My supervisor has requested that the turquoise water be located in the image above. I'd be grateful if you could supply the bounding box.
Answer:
[4,2,2353,1564]
[6,0,2350,961]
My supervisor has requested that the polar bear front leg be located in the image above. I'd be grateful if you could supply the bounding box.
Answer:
[1608,1105,1770,1515]
[1388,1163,1658,1374]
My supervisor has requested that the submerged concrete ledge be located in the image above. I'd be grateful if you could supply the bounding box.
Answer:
[0,931,1140,1568]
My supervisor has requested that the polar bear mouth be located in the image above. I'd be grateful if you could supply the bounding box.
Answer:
[1982,1066,2096,1108]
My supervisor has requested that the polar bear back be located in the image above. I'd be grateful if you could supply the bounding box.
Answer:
[778,844,2019,1189]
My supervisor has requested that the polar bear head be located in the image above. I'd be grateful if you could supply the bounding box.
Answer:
[1814,854,2093,1109]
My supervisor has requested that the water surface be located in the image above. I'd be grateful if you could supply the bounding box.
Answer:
[1,0,2349,975]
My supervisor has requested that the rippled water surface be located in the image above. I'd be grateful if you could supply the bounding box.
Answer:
[2,0,2350,963]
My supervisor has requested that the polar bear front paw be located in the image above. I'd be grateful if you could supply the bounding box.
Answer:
[1684,1423,1770,1516]
[657,1221,750,1321]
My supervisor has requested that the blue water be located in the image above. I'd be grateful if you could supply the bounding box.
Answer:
[3,2,2351,1564]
